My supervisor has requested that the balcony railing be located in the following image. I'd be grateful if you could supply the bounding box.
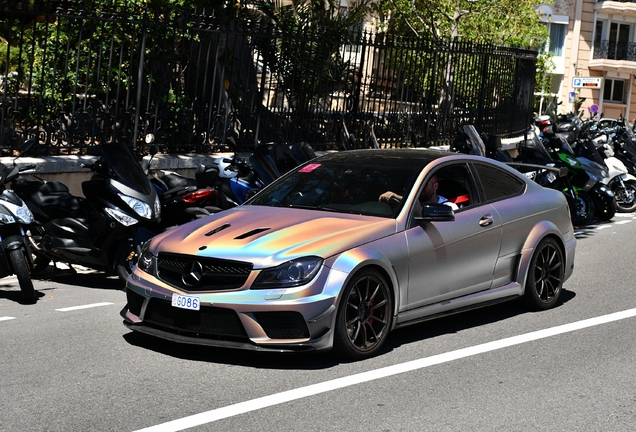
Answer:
[593,40,636,61]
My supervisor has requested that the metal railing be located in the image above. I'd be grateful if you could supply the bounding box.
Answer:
[1,1,537,155]
[593,40,636,62]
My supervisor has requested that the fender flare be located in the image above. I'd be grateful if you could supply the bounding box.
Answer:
[328,246,401,321]
[515,220,565,292]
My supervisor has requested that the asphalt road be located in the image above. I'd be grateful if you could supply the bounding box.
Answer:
[2,214,636,432]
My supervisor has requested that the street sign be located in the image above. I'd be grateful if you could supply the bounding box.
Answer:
[573,77,603,88]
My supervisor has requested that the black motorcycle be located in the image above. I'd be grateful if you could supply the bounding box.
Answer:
[13,141,162,282]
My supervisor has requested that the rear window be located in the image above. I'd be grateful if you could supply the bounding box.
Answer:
[473,163,525,202]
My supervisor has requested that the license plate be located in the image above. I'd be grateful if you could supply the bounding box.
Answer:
[171,293,200,311]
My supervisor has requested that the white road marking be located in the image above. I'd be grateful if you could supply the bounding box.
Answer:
[133,307,636,432]
[55,302,113,312]
[615,220,632,225]
[0,316,16,321]
[595,225,613,230]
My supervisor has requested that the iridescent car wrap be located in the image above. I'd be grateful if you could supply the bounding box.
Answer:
[122,149,576,358]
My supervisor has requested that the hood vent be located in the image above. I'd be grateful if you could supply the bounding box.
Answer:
[205,223,231,236]
[234,227,270,240]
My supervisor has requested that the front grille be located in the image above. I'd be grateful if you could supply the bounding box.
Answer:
[157,252,252,291]
[144,298,247,338]
[253,311,310,339]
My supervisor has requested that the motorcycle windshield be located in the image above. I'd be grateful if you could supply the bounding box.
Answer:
[521,132,553,162]
[99,142,152,195]
[462,125,486,156]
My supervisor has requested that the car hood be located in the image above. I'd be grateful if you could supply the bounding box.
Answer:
[149,206,397,268]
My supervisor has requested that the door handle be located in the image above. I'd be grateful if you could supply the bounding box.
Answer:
[479,214,494,227]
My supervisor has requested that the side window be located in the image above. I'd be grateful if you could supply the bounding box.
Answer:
[473,163,525,202]
[431,164,474,209]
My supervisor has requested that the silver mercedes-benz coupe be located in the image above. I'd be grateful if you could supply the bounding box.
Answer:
[122,149,576,359]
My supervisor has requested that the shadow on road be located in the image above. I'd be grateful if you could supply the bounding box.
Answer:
[122,289,576,369]
[32,265,124,291]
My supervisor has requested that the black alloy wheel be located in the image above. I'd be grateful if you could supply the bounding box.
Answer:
[525,238,564,310]
[333,269,392,360]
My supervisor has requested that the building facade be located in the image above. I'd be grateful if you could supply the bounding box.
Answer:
[540,0,636,122]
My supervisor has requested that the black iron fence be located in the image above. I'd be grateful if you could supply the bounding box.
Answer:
[1,1,537,155]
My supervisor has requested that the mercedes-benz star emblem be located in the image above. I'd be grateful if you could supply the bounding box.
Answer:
[182,261,204,287]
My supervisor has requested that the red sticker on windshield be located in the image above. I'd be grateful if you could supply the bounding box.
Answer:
[298,163,321,173]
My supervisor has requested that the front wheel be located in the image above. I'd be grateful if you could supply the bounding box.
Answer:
[571,190,595,226]
[9,248,36,304]
[612,180,636,213]
[333,269,393,360]
[524,238,564,311]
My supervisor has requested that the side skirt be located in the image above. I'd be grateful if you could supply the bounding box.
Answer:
[395,283,523,329]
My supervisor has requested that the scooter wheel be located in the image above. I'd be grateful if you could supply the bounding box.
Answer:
[10,248,36,304]
[612,180,636,213]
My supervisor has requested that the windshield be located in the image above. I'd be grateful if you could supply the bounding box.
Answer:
[100,142,152,195]
[249,159,422,218]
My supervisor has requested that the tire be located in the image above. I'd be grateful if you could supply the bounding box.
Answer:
[592,189,616,221]
[333,269,392,360]
[9,248,36,304]
[524,238,564,311]
[612,180,636,213]
[571,190,595,226]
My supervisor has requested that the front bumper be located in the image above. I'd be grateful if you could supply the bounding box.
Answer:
[121,264,344,353]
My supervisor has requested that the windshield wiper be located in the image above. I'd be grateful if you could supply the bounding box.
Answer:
[288,204,342,213]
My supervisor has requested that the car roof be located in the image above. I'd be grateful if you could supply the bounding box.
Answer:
[314,148,452,169]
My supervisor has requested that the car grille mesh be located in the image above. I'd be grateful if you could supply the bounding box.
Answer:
[144,298,248,338]
[156,252,253,291]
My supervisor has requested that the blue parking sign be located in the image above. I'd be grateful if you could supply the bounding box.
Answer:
[573,78,582,87]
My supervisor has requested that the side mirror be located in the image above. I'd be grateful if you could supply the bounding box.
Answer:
[415,203,455,226]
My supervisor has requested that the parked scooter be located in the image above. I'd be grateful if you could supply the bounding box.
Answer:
[0,139,37,303]
[213,141,282,206]
[144,146,229,229]
[13,141,162,282]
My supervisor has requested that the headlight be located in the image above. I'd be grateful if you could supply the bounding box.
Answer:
[15,203,33,224]
[154,195,161,219]
[104,206,139,226]
[119,193,153,219]
[0,207,15,224]
[136,241,156,274]
[252,256,323,289]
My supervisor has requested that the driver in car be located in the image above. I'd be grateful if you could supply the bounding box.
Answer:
[379,174,459,210]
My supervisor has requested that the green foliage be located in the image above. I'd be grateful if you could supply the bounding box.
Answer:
[250,0,372,114]
[373,0,548,48]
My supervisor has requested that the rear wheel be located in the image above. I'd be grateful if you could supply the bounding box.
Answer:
[612,180,636,213]
[9,248,36,304]
[333,269,392,360]
[524,238,564,310]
